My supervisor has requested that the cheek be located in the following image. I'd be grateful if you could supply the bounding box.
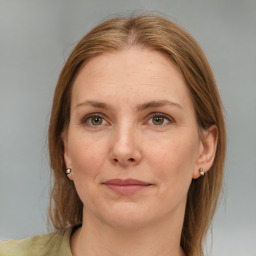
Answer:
[146,131,199,183]
[67,132,109,206]
[68,132,107,178]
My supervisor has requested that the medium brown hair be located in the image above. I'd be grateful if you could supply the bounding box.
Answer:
[48,14,226,256]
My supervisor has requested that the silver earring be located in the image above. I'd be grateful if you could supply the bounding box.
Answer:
[65,168,72,175]
[199,168,205,176]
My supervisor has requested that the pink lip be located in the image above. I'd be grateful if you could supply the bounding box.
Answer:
[102,179,152,195]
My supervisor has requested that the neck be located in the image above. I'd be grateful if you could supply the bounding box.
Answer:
[71,208,185,256]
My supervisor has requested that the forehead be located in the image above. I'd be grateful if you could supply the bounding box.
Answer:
[71,47,193,111]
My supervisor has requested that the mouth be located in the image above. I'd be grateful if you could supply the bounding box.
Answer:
[102,179,152,195]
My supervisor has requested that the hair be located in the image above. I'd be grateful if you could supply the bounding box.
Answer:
[48,14,226,256]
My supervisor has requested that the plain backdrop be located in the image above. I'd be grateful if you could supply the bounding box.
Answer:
[1,1,256,255]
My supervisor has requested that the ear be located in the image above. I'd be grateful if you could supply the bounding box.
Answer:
[62,130,74,180]
[193,125,218,179]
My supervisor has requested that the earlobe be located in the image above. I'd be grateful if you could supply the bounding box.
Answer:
[62,131,73,180]
[193,125,218,179]
[65,168,74,180]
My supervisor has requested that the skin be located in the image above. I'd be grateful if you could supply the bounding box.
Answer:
[63,47,218,256]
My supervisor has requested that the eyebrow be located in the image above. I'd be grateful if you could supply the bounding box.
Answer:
[137,100,183,111]
[74,100,183,111]
[74,100,109,110]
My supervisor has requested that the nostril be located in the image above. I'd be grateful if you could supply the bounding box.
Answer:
[112,158,136,164]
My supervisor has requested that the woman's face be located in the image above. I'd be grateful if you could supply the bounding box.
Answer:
[63,48,205,229]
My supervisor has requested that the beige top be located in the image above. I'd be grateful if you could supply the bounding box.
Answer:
[0,228,73,256]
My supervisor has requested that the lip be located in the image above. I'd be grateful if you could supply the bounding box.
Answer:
[102,179,152,195]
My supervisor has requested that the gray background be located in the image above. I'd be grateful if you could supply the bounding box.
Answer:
[1,0,256,255]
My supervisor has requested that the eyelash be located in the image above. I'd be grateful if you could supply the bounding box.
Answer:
[148,112,174,126]
[81,113,106,126]
[81,112,174,127]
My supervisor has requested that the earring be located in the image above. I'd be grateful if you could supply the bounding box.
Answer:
[199,168,205,176]
[65,168,72,175]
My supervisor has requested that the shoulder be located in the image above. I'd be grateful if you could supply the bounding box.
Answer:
[0,228,73,256]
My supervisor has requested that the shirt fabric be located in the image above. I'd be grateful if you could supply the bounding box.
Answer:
[0,227,73,256]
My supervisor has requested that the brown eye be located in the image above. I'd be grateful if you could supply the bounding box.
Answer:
[148,113,173,126]
[152,116,165,125]
[90,116,103,125]
[81,113,108,128]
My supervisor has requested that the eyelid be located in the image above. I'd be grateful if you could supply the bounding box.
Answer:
[81,112,108,125]
[146,112,174,125]
[80,111,174,126]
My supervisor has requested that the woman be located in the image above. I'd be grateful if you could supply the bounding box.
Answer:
[0,14,226,256]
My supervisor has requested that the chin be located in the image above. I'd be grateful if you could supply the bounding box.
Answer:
[99,203,154,230]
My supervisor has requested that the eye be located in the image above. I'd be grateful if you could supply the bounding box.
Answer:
[82,113,107,126]
[148,113,173,126]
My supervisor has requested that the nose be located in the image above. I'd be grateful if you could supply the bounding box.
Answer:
[109,123,142,167]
